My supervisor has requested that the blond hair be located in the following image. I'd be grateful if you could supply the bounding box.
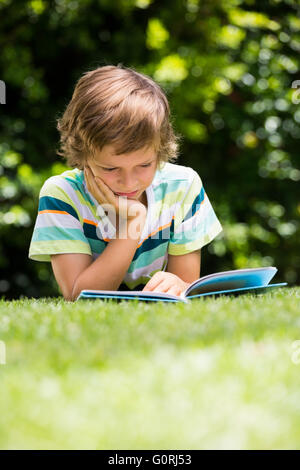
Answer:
[56,64,181,169]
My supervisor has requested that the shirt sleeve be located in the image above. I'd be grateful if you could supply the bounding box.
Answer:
[168,170,223,255]
[28,177,92,262]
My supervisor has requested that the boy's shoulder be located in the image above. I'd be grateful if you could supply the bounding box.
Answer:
[152,162,201,187]
[39,168,84,197]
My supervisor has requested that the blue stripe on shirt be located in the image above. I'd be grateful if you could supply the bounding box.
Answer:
[38,196,79,221]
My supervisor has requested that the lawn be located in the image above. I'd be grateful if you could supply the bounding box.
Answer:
[0,287,299,449]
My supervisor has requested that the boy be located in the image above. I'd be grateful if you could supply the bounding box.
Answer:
[28,64,223,301]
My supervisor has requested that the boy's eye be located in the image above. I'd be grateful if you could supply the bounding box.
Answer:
[103,163,151,171]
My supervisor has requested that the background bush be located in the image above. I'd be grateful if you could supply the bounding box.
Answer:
[0,0,299,299]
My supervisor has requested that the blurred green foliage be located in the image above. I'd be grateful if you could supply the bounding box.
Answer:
[0,0,299,299]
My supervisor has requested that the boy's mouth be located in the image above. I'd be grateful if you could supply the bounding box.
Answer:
[114,190,139,197]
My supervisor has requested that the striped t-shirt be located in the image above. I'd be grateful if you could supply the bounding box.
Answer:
[28,162,223,290]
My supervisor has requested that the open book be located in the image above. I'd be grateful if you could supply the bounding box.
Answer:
[76,266,287,303]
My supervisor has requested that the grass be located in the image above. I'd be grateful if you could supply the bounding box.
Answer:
[0,286,299,449]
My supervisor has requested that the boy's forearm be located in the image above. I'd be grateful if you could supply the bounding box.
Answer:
[71,219,145,300]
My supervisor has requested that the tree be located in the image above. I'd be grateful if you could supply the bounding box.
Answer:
[0,0,299,299]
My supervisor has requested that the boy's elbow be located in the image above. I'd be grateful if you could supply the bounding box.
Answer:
[59,282,78,302]
[60,289,76,302]
[64,292,76,302]
[69,275,87,301]
[66,274,123,302]
[68,282,80,302]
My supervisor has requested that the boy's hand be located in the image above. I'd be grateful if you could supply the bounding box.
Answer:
[142,271,189,296]
[84,165,146,222]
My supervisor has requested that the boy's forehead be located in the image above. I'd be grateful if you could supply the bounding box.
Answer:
[92,144,157,165]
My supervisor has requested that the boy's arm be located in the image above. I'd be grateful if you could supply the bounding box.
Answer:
[51,212,147,301]
[51,237,142,302]
[166,249,201,284]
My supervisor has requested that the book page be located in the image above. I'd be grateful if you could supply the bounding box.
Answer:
[78,289,183,302]
[184,267,277,297]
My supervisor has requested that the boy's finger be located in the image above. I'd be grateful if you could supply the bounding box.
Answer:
[84,167,92,186]
[95,177,122,210]
[152,281,170,293]
[87,174,106,204]
[95,176,115,197]
[85,169,118,211]
[165,285,181,296]
[142,276,165,292]
[94,177,112,195]
[142,279,157,291]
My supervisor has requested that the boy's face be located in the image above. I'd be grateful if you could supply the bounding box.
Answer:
[86,144,158,202]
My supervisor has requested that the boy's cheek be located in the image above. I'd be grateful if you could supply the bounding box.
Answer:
[97,173,114,189]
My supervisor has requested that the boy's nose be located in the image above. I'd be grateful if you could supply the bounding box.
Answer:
[118,174,138,191]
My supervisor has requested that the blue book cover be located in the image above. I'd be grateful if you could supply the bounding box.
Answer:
[76,266,287,303]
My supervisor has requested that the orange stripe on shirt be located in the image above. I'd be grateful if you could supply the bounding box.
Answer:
[38,210,69,215]
[83,218,98,226]
[83,218,110,241]
[137,215,175,248]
